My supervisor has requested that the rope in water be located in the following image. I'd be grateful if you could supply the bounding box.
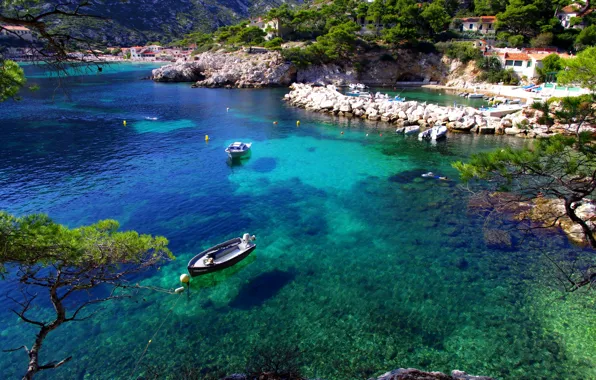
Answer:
[129,294,184,379]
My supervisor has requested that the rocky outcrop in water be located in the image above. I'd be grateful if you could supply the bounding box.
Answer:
[284,83,500,134]
[152,51,296,88]
[283,84,596,139]
[151,62,205,82]
[372,368,494,380]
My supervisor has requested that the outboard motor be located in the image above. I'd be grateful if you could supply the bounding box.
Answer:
[242,233,256,245]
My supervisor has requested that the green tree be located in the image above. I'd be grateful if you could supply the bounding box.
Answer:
[575,25,596,51]
[235,26,266,45]
[421,1,452,35]
[0,212,173,379]
[1,0,109,99]
[507,34,524,47]
[315,22,360,61]
[496,0,539,37]
[558,46,596,91]
[382,24,419,45]
[453,130,596,250]
[453,52,596,290]
[473,0,509,15]
[531,32,553,48]
[476,55,502,71]
[536,53,563,83]
[0,59,26,101]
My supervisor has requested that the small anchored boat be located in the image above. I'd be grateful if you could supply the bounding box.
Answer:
[418,125,448,141]
[225,142,252,159]
[404,125,420,135]
[187,233,257,277]
[467,93,484,98]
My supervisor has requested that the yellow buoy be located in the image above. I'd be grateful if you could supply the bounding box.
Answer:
[205,135,209,142]
[296,120,300,126]
[180,274,190,284]
[123,120,127,126]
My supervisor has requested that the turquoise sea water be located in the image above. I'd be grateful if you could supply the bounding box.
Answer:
[1,64,595,380]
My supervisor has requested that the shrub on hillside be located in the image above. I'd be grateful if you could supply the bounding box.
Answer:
[264,37,283,50]
[435,41,482,63]
[478,68,519,85]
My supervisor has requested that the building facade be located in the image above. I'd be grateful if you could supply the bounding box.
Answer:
[454,16,497,34]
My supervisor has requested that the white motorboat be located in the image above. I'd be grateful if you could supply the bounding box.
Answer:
[467,93,484,98]
[187,233,256,277]
[349,83,367,90]
[404,125,420,135]
[418,125,448,141]
[225,142,252,159]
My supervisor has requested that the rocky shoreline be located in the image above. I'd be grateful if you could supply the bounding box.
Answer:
[283,84,595,139]
[151,51,296,88]
[151,49,447,88]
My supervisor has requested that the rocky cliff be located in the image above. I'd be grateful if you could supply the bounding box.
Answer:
[297,50,448,86]
[152,51,296,87]
[152,48,449,88]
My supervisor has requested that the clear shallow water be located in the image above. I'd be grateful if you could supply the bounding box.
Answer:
[0,65,595,380]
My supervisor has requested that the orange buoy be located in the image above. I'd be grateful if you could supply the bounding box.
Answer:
[273,121,278,125]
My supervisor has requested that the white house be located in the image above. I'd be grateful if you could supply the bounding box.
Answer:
[0,25,35,41]
[247,17,289,40]
[556,2,592,28]
[146,45,162,53]
[455,16,497,34]
[489,50,572,79]
[130,46,143,59]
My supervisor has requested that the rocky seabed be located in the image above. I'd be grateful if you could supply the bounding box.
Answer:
[284,84,595,138]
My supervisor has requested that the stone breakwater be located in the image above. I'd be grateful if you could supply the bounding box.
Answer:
[284,84,595,139]
[284,83,502,134]
[152,51,296,88]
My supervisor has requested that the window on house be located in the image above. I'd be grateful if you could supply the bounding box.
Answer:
[514,60,523,67]
[469,24,473,29]
[527,61,532,67]
[488,24,492,29]
[505,60,513,66]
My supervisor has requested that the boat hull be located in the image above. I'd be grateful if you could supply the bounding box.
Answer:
[226,149,251,159]
[188,245,256,276]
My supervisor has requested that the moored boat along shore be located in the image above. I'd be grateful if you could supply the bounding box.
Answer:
[284,83,596,139]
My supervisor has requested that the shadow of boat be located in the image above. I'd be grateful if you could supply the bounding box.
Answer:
[189,252,257,290]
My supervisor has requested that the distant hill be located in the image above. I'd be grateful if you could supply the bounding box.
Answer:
[74,0,303,46]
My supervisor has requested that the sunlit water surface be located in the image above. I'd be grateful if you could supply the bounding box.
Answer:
[0,63,595,380]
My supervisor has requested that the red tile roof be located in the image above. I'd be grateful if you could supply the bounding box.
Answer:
[504,52,530,60]
[561,4,581,13]
[460,16,496,22]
